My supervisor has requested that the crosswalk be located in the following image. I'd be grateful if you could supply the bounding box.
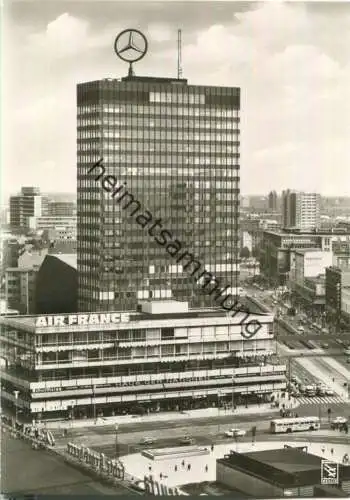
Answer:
[297,395,349,406]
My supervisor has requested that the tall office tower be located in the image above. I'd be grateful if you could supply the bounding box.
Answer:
[77,76,240,312]
[10,187,44,229]
[268,190,278,211]
[282,190,320,231]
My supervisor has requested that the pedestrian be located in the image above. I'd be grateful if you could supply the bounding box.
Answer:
[160,472,163,480]
[321,446,325,454]
[331,448,334,455]
[174,465,177,472]
[205,465,208,473]
[181,459,185,467]
[211,444,214,452]
[149,465,152,472]
[187,463,191,471]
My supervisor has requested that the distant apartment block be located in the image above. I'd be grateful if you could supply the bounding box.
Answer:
[10,187,45,230]
[268,190,278,212]
[282,190,320,230]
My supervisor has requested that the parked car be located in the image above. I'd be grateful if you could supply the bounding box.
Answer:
[139,437,155,445]
[297,326,305,333]
[320,342,329,349]
[325,388,335,396]
[225,428,246,438]
[179,435,196,445]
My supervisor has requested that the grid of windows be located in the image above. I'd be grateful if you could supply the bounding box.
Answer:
[77,77,240,312]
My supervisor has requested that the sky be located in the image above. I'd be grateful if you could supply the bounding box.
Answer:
[2,0,350,197]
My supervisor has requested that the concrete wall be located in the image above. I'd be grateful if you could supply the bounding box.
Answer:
[216,462,283,498]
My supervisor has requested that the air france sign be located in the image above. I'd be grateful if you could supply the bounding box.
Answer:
[35,313,130,328]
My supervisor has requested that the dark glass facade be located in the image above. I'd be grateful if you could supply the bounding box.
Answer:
[77,76,240,312]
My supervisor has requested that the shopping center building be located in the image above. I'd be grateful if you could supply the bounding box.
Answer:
[0,300,286,420]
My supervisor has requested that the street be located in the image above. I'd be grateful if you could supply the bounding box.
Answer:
[54,401,350,458]
[244,287,350,396]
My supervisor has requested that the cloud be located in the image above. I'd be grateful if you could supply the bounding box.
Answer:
[4,1,350,197]
[26,13,111,58]
[147,23,173,43]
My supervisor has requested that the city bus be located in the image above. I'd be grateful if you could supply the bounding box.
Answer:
[270,416,320,434]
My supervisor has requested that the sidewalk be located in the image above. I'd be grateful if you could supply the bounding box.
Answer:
[43,402,286,430]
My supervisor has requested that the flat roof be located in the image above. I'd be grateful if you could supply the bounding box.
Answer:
[0,306,270,331]
[244,448,321,473]
[217,447,335,488]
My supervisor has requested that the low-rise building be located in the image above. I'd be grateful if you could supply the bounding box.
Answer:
[5,250,48,314]
[0,300,285,421]
[341,288,350,327]
[325,266,350,331]
[28,216,77,240]
[35,254,77,314]
[260,229,350,286]
[217,447,350,497]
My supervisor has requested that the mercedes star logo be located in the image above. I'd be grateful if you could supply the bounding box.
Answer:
[114,29,148,64]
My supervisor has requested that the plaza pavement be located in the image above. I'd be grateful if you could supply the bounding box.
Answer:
[121,437,350,489]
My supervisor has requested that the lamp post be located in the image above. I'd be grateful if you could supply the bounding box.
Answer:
[14,390,19,428]
[115,424,119,460]
[92,384,96,424]
[231,376,235,411]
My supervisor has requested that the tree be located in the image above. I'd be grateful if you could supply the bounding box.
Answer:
[240,246,250,259]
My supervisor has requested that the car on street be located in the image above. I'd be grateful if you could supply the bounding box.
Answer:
[331,417,348,430]
[297,326,305,333]
[320,342,329,349]
[225,428,246,438]
[324,388,335,396]
[139,437,156,445]
[179,435,196,445]
[316,386,326,396]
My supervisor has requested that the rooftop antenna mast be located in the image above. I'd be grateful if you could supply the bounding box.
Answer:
[177,29,183,79]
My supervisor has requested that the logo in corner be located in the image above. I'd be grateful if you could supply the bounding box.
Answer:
[321,460,339,485]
